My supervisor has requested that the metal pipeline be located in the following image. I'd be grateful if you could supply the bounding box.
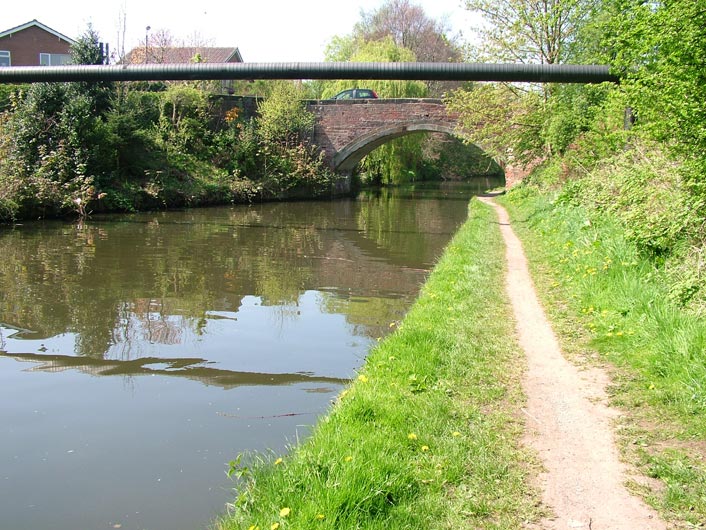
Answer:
[0,62,618,84]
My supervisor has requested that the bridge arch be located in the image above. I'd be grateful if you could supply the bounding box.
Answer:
[307,98,528,186]
[334,122,457,172]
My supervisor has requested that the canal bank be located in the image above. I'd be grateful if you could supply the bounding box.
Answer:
[217,185,706,529]
[216,198,542,529]
[497,188,706,528]
[0,183,492,530]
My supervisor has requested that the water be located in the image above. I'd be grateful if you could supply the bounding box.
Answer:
[0,182,495,530]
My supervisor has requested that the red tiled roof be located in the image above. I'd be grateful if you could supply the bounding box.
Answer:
[0,19,76,44]
[124,46,242,64]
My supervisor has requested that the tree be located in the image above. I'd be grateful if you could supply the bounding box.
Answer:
[464,0,598,64]
[0,26,122,216]
[70,25,113,116]
[257,81,316,149]
[449,0,610,164]
[604,0,706,169]
[322,37,427,99]
[144,28,175,63]
[353,0,463,96]
[356,0,461,63]
[446,83,544,165]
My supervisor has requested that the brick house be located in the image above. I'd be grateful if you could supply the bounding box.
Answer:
[0,20,76,67]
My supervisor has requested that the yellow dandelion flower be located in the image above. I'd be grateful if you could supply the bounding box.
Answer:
[345,456,353,462]
[279,507,291,518]
[452,431,461,437]
[316,514,325,520]
[274,458,283,465]
[271,524,280,530]
[407,433,417,440]
[248,526,260,530]
[358,374,368,383]
[421,445,429,452]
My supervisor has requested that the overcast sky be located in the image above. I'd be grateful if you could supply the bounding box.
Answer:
[4,0,479,62]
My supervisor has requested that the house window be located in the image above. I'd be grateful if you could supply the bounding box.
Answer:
[0,51,10,67]
[39,53,71,66]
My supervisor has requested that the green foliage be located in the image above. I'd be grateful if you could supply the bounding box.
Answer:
[0,84,25,112]
[0,25,123,218]
[346,0,463,97]
[446,83,545,165]
[324,35,359,62]
[355,0,462,63]
[241,81,336,197]
[0,40,342,219]
[359,135,428,186]
[70,25,105,65]
[557,142,695,256]
[256,81,316,148]
[463,0,598,64]
[321,37,427,99]
[541,83,616,155]
[1,81,103,216]
[156,85,212,155]
[70,25,113,116]
[605,0,706,184]
[431,136,503,179]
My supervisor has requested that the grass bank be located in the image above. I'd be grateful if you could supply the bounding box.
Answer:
[498,187,706,526]
[215,199,540,530]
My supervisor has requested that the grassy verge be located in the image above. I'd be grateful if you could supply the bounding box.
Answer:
[497,187,706,527]
[215,199,541,530]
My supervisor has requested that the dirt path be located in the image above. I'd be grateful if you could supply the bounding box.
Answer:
[479,197,666,530]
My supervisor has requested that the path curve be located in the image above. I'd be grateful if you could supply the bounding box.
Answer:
[479,196,666,529]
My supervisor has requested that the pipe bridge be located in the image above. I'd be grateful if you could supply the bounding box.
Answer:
[0,62,618,84]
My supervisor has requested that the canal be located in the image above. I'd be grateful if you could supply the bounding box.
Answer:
[0,181,497,530]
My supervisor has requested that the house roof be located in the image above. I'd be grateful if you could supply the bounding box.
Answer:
[124,46,243,64]
[0,19,76,44]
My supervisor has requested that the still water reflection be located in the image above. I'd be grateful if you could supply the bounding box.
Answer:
[0,182,494,530]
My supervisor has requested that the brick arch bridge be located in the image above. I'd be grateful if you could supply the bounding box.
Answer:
[216,96,530,188]
[306,98,458,173]
[305,98,531,187]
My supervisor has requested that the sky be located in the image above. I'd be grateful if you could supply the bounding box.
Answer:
[4,0,479,62]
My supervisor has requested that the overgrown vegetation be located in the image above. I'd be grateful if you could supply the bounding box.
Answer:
[450,0,706,312]
[0,36,338,221]
[445,0,706,524]
[216,199,540,530]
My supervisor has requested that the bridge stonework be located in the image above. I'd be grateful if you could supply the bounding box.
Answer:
[307,99,458,173]
[215,96,531,188]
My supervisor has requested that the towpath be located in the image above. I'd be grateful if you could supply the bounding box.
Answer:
[479,196,666,529]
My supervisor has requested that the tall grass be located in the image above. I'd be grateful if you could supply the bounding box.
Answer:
[215,200,540,530]
[499,187,706,524]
